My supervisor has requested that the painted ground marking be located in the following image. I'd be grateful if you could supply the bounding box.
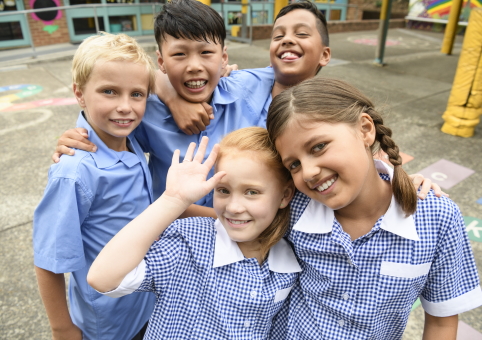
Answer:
[464,217,482,243]
[417,159,475,190]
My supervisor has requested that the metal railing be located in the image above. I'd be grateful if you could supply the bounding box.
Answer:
[0,2,164,57]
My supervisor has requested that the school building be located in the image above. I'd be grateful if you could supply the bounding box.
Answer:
[0,0,410,50]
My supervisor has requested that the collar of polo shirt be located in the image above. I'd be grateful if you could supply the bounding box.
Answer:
[292,159,420,241]
[212,220,302,273]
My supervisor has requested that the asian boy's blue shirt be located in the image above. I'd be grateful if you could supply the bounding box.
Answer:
[135,67,275,205]
[33,113,156,340]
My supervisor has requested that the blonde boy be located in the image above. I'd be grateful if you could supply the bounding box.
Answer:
[33,33,156,340]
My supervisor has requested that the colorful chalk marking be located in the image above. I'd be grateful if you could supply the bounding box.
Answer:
[351,38,401,46]
[5,97,77,111]
[411,298,421,311]
[0,84,43,111]
[417,159,475,190]
[477,197,482,205]
[464,217,482,243]
[457,321,482,340]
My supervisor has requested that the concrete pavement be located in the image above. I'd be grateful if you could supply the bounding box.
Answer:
[1,28,481,339]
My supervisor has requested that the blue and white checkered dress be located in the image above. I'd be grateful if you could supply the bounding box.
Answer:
[270,160,482,340]
[103,217,301,339]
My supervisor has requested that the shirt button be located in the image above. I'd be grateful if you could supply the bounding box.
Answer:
[342,293,349,300]
[347,258,354,266]
[338,319,345,327]
[250,290,257,298]
[244,320,251,328]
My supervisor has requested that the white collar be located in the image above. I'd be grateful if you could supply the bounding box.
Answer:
[293,159,419,241]
[212,220,302,273]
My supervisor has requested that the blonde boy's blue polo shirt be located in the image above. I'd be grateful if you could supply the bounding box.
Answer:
[269,160,482,340]
[33,113,156,340]
[135,67,274,204]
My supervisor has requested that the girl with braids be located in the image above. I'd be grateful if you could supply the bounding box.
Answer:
[267,78,482,340]
[88,130,302,339]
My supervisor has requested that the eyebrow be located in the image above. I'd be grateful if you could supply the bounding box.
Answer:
[273,22,313,32]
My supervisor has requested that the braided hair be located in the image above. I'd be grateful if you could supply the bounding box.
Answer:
[267,77,417,216]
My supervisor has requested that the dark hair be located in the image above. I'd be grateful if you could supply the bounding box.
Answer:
[218,127,292,261]
[275,0,329,47]
[154,0,226,51]
[267,78,417,216]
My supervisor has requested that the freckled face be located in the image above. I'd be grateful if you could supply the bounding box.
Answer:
[275,118,372,211]
[213,152,291,246]
[74,60,150,151]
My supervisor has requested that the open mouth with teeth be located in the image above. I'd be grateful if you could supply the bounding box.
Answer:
[279,51,301,61]
[226,218,251,226]
[315,176,337,192]
[185,80,207,89]
[110,119,133,125]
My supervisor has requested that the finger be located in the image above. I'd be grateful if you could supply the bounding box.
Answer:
[181,127,193,136]
[188,125,200,135]
[74,127,89,138]
[206,170,226,188]
[194,118,208,132]
[201,102,213,117]
[193,137,209,163]
[58,135,97,152]
[231,64,239,71]
[52,152,61,163]
[55,145,76,156]
[203,143,219,169]
[417,177,432,199]
[184,142,197,162]
[430,182,443,197]
[171,149,181,165]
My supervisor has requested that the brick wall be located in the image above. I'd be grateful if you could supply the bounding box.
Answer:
[24,0,70,47]
[235,19,406,40]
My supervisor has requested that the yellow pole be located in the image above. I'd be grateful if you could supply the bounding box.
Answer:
[441,8,482,137]
[197,0,211,6]
[441,0,463,55]
[274,0,289,20]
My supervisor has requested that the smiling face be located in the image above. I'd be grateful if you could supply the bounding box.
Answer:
[74,60,150,152]
[158,35,228,104]
[270,9,330,87]
[213,151,292,248]
[275,117,376,212]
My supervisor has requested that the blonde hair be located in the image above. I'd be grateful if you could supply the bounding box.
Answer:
[267,78,417,216]
[72,32,156,92]
[217,127,292,261]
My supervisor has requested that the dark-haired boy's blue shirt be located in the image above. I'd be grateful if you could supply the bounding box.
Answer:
[33,113,156,340]
[135,67,274,205]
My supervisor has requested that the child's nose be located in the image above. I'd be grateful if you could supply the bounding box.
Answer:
[116,97,132,114]
[302,163,321,183]
[226,197,246,214]
[186,56,203,73]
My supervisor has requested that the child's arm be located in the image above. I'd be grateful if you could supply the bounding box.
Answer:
[179,204,217,219]
[35,266,82,340]
[422,312,458,340]
[88,137,225,292]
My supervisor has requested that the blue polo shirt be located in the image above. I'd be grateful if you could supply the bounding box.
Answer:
[270,160,482,340]
[33,113,156,340]
[135,67,274,204]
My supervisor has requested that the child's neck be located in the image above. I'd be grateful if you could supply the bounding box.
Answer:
[271,81,291,98]
[237,240,264,266]
[335,170,392,241]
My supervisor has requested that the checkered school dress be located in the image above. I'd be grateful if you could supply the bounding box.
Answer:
[269,160,482,340]
[103,217,301,339]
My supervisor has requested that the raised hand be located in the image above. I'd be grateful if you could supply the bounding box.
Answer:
[163,136,226,207]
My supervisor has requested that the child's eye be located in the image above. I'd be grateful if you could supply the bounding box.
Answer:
[173,53,185,57]
[297,33,308,37]
[273,35,284,40]
[289,160,301,170]
[246,190,259,196]
[132,92,144,98]
[201,50,213,55]
[103,89,114,95]
[312,143,326,152]
[217,188,229,194]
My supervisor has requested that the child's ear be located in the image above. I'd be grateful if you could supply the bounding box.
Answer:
[156,50,167,74]
[221,46,228,69]
[73,83,85,108]
[280,180,295,209]
[360,113,376,147]
[319,46,331,68]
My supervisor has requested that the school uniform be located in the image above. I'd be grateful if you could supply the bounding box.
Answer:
[270,160,482,340]
[103,217,301,339]
[135,67,275,204]
[33,113,156,340]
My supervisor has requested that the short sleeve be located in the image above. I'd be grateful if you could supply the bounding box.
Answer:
[33,176,93,273]
[134,223,183,294]
[420,202,482,317]
[219,68,274,118]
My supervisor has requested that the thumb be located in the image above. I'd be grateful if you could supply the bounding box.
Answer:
[206,171,226,188]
